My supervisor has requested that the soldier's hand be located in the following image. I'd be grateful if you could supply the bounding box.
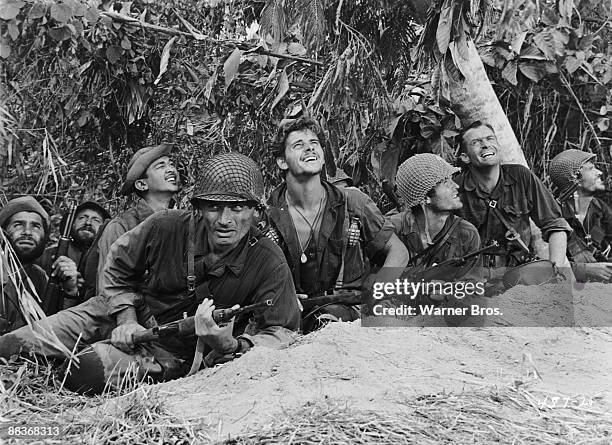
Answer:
[111,322,146,353]
[194,298,239,354]
[51,255,78,296]
[584,263,612,282]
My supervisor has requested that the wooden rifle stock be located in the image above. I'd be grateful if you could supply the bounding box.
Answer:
[132,299,273,344]
[405,241,499,283]
[41,203,77,315]
[300,291,362,313]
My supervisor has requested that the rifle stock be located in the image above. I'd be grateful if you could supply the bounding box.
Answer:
[41,203,77,315]
[300,291,362,313]
[132,299,273,344]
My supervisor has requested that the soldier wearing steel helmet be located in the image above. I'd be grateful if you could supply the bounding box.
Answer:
[549,149,612,282]
[0,153,300,393]
[387,154,483,291]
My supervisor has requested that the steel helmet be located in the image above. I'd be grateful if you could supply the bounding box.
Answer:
[396,153,459,207]
[192,152,264,204]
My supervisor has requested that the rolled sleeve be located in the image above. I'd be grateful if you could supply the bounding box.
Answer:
[355,192,393,258]
[527,173,572,242]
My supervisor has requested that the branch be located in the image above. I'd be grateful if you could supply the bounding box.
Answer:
[101,11,324,66]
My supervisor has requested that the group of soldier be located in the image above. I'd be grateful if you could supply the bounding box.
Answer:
[0,118,610,394]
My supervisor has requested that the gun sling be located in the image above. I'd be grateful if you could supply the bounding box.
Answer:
[486,200,531,255]
[408,215,462,268]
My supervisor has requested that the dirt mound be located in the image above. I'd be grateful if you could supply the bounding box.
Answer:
[159,320,612,439]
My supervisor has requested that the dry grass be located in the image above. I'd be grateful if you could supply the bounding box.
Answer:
[0,356,202,444]
[231,385,611,445]
[1,355,610,444]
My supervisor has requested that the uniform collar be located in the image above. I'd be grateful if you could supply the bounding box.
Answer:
[462,165,516,196]
[194,220,258,277]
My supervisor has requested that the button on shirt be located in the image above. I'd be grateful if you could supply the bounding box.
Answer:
[455,164,571,266]
[267,181,394,294]
[102,209,300,359]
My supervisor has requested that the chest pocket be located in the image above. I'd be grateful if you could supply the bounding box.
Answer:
[494,200,532,251]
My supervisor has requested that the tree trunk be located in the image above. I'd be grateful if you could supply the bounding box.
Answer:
[440,41,527,166]
[440,41,563,265]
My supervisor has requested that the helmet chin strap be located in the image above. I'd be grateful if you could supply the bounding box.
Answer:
[420,203,433,246]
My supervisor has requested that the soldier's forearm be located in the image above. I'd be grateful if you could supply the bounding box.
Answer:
[548,231,568,265]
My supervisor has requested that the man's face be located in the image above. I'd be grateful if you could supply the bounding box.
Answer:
[579,161,605,193]
[276,129,325,177]
[72,208,104,246]
[5,211,45,263]
[428,178,462,212]
[136,156,180,194]
[459,125,500,169]
[199,201,256,254]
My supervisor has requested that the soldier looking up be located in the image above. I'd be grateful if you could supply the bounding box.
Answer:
[266,117,408,332]
[92,143,180,296]
[549,149,612,282]
[387,153,483,291]
[454,121,572,293]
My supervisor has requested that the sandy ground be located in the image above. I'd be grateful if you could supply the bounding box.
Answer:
[146,283,612,440]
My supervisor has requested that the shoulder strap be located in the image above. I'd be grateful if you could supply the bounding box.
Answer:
[410,216,462,267]
[187,215,196,292]
[487,200,531,254]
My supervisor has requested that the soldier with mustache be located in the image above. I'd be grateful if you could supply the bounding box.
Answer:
[454,121,572,294]
[266,117,409,333]
[0,197,79,333]
[549,149,612,282]
[38,201,110,301]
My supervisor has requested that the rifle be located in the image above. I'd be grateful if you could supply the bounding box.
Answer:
[301,243,498,313]
[299,290,362,314]
[131,299,273,344]
[41,202,77,315]
[405,241,499,283]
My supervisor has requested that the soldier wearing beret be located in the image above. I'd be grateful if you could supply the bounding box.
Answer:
[0,197,79,333]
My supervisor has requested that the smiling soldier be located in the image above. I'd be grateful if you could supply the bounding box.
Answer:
[454,121,572,293]
[549,149,612,282]
[387,154,482,291]
[92,143,180,296]
[266,117,408,332]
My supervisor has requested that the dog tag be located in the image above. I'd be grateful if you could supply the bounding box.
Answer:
[301,252,308,263]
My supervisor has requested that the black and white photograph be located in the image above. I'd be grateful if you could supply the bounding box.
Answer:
[0,0,611,443]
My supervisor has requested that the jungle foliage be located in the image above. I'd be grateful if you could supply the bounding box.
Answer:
[0,0,610,214]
